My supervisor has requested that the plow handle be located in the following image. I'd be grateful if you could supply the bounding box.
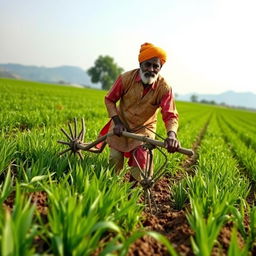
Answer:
[121,131,194,157]
[77,131,194,157]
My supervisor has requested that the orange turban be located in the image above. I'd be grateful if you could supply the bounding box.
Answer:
[138,43,167,65]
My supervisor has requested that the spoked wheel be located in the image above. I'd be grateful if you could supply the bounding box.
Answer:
[58,118,85,159]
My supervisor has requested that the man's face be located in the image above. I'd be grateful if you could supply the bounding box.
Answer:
[140,57,161,85]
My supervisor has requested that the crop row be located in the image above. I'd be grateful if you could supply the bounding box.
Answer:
[217,115,256,181]
[220,114,256,150]
[171,113,255,255]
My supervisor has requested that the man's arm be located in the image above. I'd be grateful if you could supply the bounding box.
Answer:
[105,76,123,118]
[160,89,180,153]
[105,76,126,136]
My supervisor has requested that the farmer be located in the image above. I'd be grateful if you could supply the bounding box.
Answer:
[104,42,179,181]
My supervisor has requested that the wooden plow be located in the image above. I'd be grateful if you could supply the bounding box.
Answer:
[58,118,194,213]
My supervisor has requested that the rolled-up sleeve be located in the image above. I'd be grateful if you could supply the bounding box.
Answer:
[104,76,124,118]
[160,89,179,134]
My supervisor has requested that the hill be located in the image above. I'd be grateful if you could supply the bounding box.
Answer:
[178,91,256,110]
[0,63,99,88]
[0,68,21,79]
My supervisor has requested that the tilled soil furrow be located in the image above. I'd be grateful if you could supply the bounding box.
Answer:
[128,118,212,256]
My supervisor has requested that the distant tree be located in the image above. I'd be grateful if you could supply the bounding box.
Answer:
[87,55,123,90]
[191,94,198,102]
[58,80,69,85]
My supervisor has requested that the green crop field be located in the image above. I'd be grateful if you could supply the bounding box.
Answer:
[0,77,256,256]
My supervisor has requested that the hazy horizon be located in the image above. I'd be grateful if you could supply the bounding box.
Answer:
[1,0,256,95]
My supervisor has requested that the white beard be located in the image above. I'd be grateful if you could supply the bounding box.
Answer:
[139,69,159,85]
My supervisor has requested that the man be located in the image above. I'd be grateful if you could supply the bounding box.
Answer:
[104,42,179,181]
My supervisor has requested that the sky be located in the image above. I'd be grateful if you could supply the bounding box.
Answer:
[1,0,256,95]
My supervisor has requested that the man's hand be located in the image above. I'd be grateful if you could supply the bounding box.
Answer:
[113,123,126,136]
[112,115,126,137]
[165,131,180,153]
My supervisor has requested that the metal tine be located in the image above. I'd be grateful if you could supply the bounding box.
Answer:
[78,118,85,141]
[68,122,74,139]
[132,150,147,180]
[78,129,83,141]
[61,128,73,141]
[57,140,71,146]
[151,147,168,183]
[145,149,149,179]
[78,151,84,160]
[81,118,86,141]
[59,148,71,156]
[74,118,77,138]
[146,149,153,180]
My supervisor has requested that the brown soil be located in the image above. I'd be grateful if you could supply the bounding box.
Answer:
[128,177,194,256]
[3,191,48,215]
[3,190,49,253]
[30,191,49,253]
[31,191,48,216]
[211,222,244,255]
[3,191,15,211]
